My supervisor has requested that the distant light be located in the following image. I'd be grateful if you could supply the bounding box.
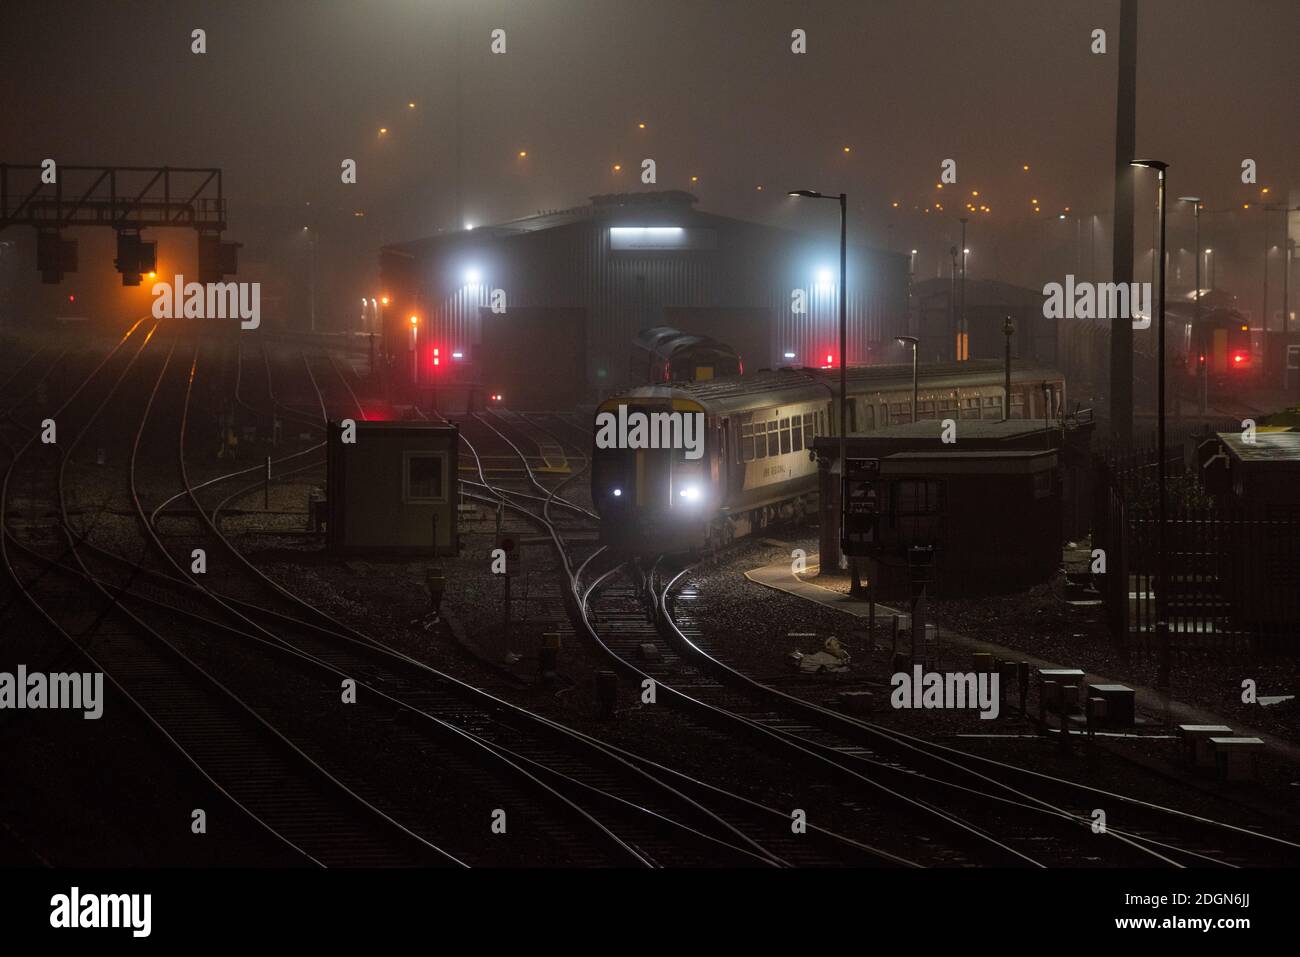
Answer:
[353,210,365,217]
[464,268,482,285]
[433,348,439,356]
[362,298,368,306]
[452,351,464,359]
[1064,206,1071,212]
[756,185,763,191]
[1262,187,1270,194]
[379,127,388,135]
[638,122,646,129]
[1242,203,1250,210]
[380,296,389,305]
[963,248,969,255]
[1022,164,1030,171]
[842,146,851,153]
[1205,248,1212,254]
[68,294,75,302]
[935,183,943,190]
[1031,198,1039,204]
[891,201,899,208]
[612,488,622,497]
[612,164,622,172]
[518,150,527,158]
[971,190,979,197]
[910,249,918,255]
[409,315,418,326]
[465,222,474,230]
[408,102,415,109]
[783,351,796,359]
[679,486,700,501]
[826,354,833,365]
[147,271,156,279]
[691,175,699,183]
[1059,214,1066,220]
[1240,325,1248,332]
[815,267,834,286]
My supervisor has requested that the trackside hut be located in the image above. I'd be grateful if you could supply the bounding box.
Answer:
[326,420,459,555]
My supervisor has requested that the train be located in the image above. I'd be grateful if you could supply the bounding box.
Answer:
[629,326,743,386]
[1134,295,1255,387]
[592,360,1067,551]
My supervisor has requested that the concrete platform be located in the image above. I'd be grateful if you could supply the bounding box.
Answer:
[745,554,1300,765]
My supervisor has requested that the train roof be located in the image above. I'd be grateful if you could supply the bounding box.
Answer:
[604,360,1062,414]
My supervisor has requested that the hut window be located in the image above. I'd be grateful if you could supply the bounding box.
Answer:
[403,452,446,503]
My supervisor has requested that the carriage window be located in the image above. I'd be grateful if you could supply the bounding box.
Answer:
[1010,393,1025,418]
[779,417,792,454]
[917,400,937,421]
[803,412,815,438]
[791,415,803,452]
[887,402,910,425]
[753,422,767,459]
[962,397,981,419]
[860,404,875,431]
[984,396,1001,408]
[767,422,780,457]
[741,424,755,462]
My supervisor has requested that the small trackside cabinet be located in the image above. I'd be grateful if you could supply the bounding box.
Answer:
[326,420,459,556]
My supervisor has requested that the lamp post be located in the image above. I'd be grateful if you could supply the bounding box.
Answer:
[1180,197,1205,412]
[1001,316,1014,420]
[897,336,919,422]
[789,190,848,496]
[959,218,969,361]
[1132,159,1170,691]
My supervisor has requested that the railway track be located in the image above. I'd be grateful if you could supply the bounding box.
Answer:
[471,403,1300,867]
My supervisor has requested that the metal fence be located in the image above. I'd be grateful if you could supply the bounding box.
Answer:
[1094,455,1300,657]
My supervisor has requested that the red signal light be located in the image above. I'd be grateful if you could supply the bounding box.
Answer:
[68,294,75,302]
[825,354,833,366]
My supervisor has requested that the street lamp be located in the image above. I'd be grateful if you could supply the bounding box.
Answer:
[896,336,919,422]
[958,218,969,361]
[1132,158,1170,691]
[409,314,419,385]
[1180,197,1206,412]
[1001,317,1015,420]
[790,188,849,572]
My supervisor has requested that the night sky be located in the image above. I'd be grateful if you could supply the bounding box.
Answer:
[2,0,1297,325]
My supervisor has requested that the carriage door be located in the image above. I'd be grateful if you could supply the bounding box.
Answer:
[718,418,728,485]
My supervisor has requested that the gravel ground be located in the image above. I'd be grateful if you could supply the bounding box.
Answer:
[678,534,1300,841]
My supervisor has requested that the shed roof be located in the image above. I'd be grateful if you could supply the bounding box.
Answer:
[1217,431,1300,464]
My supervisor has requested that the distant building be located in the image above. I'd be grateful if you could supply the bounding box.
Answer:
[380,191,908,401]
[913,278,1055,368]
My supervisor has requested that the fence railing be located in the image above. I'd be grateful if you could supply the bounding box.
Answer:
[1094,455,1300,656]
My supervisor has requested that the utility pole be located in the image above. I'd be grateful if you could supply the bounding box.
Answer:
[959,217,968,361]
[1109,0,1138,447]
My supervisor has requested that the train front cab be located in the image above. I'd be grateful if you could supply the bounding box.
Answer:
[592,394,717,552]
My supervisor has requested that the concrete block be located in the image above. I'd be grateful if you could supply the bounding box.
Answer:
[1087,684,1135,728]
[1211,736,1263,782]
[1179,724,1233,768]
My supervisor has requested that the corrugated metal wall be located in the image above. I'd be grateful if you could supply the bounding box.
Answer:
[394,212,906,393]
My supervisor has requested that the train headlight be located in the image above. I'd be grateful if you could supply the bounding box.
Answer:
[679,485,701,502]
[612,488,622,497]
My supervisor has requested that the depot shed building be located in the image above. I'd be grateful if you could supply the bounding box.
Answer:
[380,190,908,405]
[325,420,459,555]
